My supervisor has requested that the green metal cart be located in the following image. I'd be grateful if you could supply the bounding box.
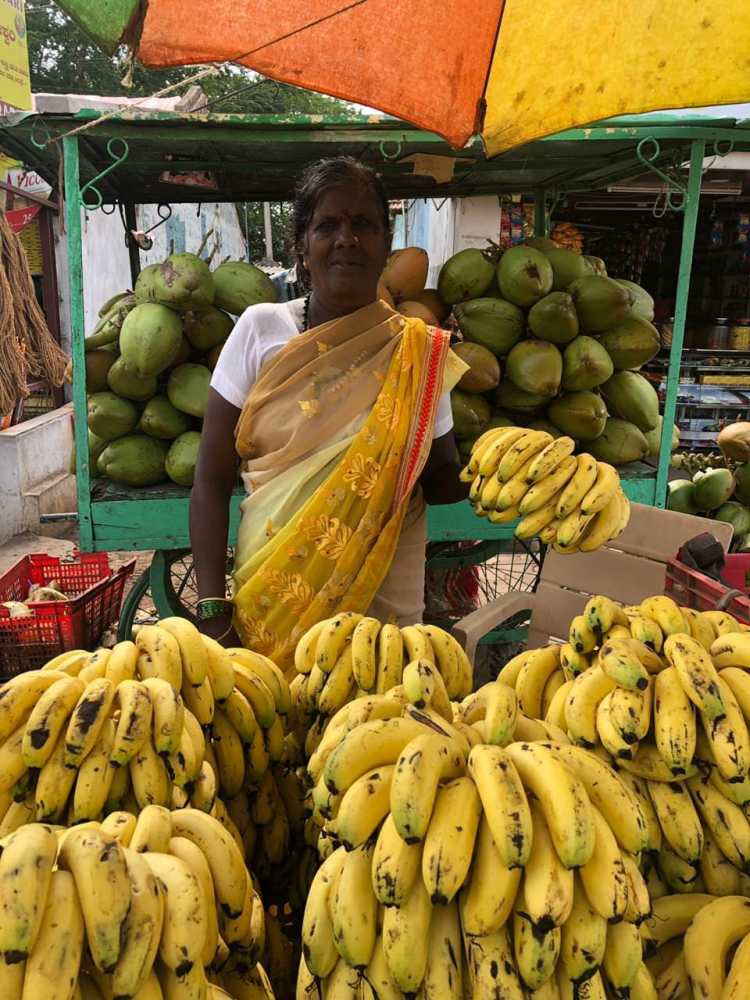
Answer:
[2,107,748,634]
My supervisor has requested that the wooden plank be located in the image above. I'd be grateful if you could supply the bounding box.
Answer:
[91,497,241,550]
[606,503,733,561]
[541,548,668,607]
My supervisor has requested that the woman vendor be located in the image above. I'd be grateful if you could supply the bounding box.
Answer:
[190,157,468,662]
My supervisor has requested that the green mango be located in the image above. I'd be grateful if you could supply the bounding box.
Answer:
[97,435,168,487]
[106,357,158,402]
[120,303,183,377]
[713,501,750,537]
[667,479,698,515]
[183,307,234,351]
[497,247,553,308]
[87,392,138,441]
[548,391,608,441]
[588,418,649,465]
[561,336,614,392]
[167,363,211,418]
[541,247,593,291]
[450,390,491,440]
[505,340,562,397]
[85,349,117,393]
[692,468,736,513]
[494,381,549,414]
[734,462,750,505]
[528,292,579,344]
[212,261,278,315]
[598,316,660,371]
[600,371,659,432]
[135,253,215,312]
[437,248,496,305]
[616,279,655,322]
[454,342,501,393]
[137,395,192,440]
[569,275,631,334]
[454,297,524,356]
[165,431,202,487]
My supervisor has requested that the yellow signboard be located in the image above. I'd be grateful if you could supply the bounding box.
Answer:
[0,0,31,112]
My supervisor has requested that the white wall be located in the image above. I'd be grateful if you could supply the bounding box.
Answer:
[403,196,501,281]
[137,202,246,267]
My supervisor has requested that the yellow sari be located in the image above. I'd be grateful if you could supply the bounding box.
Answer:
[231,300,458,669]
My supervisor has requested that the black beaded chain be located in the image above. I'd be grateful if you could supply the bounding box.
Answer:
[302,292,312,332]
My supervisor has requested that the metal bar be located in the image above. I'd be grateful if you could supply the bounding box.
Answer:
[63,135,94,551]
[534,190,547,236]
[38,207,65,406]
[123,203,141,286]
[654,138,706,508]
[0,179,58,210]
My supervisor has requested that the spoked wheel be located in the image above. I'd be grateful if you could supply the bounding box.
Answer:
[117,548,233,640]
[424,537,545,682]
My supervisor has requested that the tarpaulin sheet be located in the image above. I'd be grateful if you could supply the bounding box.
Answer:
[56,0,139,55]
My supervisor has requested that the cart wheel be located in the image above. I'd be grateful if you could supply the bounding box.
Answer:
[116,548,233,640]
[424,537,545,682]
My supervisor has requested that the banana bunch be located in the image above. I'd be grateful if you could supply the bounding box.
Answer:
[460,426,631,553]
[293,614,473,728]
[0,620,294,846]
[641,893,750,999]
[0,810,273,1000]
[299,682,661,999]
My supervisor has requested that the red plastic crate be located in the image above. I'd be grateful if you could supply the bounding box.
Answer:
[0,553,135,677]
[664,557,750,624]
[722,554,750,596]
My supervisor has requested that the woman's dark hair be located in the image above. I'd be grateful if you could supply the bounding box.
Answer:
[293,157,391,272]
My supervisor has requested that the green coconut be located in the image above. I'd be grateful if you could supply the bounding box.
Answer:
[734,462,750,505]
[496,247,553,308]
[119,303,183,377]
[617,279,655,323]
[588,418,649,465]
[183,307,234,351]
[600,371,659,432]
[167,363,211,418]
[548,391,608,441]
[644,417,680,457]
[87,392,138,441]
[453,342,501,393]
[713,501,750,537]
[85,349,117,393]
[165,431,202,487]
[137,395,193,440]
[598,316,661,371]
[437,248,497,305]
[97,435,168,487]
[135,253,215,312]
[667,479,699,515]
[212,261,278,315]
[450,390,491,440]
[569,275,632,334]
[454,297,525,356]
[561,336,614,392]
[692,468,736,513]
[528,292,580,344]
[106,357,158,403]
[542,247,594,291]
[505,340,562,397]
[494,381,550,414]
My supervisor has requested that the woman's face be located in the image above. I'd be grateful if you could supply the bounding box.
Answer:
[302,182,389,313]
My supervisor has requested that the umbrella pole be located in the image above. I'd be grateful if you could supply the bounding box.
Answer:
[534,189,547,237]
[654,138,705,507]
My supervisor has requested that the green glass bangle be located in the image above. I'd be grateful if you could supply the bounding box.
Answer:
[196,598,233,622]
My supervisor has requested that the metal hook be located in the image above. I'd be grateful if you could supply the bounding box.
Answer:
[637,137,689,214]
[29,116,52,150]
[79,138,130,210]
[711,138,734,159]
[379,139,404,161]
[100,204,116,216]
[126,203,172,251]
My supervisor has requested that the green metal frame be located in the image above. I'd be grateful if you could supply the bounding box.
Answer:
[33,111,747,554]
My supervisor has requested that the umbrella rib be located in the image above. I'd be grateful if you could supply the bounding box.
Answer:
[229,0,371,63]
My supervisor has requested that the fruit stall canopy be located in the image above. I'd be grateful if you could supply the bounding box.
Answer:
[53,0,750,155]
[1,108,750,206]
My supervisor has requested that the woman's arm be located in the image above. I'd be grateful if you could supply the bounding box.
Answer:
[420,431,470,505]
[190,388,242,643]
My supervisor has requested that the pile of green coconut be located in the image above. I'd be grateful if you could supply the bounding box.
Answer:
[437,239,678,466]
[74,252,276,489]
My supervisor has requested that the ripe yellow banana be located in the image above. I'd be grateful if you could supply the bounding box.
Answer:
[539,517,562,545]
[167,835,218,968]
[497,456,538,511]
[466,925,525,1000]
[196,634,234,703]
[191,760,217,814]
[596,692,637,759]
[422,775,481,904]
[497,429,552,480]
[580,462,619,516]
[559,872,607,983]
[134,624,183,689]
[20,868,84,1000]
[71,717,116,822]
[231,664,276,729]
[515,645,561,718]
[318,643,355,716]
[330,841,377,971]
[421,898,463,1000]
[680,606,716,651]
[418,624,473,699]
[112,846,165,998]
[180,674,215,728]
[390,732,464,843]
[701,675,750,782]
[58,825,130,973]
[402,659,453,721]
[521,799,574,931]
[578,489,623,553]
[711,630,750,669]
[0,822,57,963]
[526,435,576,484]
[143,851,206,976]
[688,772,750,872]
[630,615,664,653]
[110,680,153,768]
[663,633,725,720]
[301,845,346,976]
[599,637,650,691]
[381,870,432,993]
[701,827,742,896]
[640,596,687,637]
[77,648,110,685]
[683,895,750,999]
[63,677,116,769]
[545,678,574,730]
[0,669,70,744]
[323,716,424,796]
[640,892,715,953]
[555,452,598,520]
[103,640,137,687]
[158,617,207,687]
[371,811,421,907]
[294,619,327,674]
[211,708,246,799]
[22,674,84,769]
[484,681,518,746]
[519,456,578,518]
[100,810,137,846]
[349,616,381,691]
[579,804,629,921]
[129,736,172,810]
[142,677,184,755]
[513,890,561,990]
[564,665,617,748]
[458,813,521,936]
[653,665,696,776]
[374,623,404,694]
[474,427,527,478]
[622,850,651,925]
[603,919,642,995]
[314,612,363,674]
[702,609,743,635]
[34,729,76,821]
[647,779,704,863]
[585,594,629,637]
[170,808,248,920]
[467,744,532,868]
[568,615,597,655]
[129,803,173,854]
[608,682,651,744]
[333,763,394,850]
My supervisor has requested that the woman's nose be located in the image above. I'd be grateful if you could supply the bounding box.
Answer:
[333,219,358,246]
